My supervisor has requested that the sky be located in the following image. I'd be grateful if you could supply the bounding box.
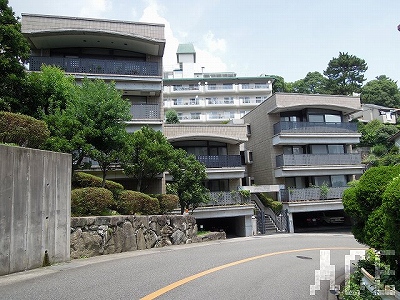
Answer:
[9,0,400,84]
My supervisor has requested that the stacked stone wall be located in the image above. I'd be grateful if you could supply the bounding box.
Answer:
[70,215,225,259]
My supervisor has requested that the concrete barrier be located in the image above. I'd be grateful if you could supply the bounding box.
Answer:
[0,145,71,275]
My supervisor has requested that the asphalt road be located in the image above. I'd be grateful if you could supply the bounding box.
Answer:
[0,233,365,300]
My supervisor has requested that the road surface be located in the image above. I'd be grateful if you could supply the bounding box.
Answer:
[0,233,365,300]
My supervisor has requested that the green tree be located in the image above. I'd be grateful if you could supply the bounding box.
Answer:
[23,65,77,118]
[168,149,210,214]
[291,71,328,94]
[44,78,131,186]
[324,52,368,95]
[165,110,180,124]
[361,75,400,108]
[358,120,398,148]
[0,0,30,112]
[122,126,175,192]
[271,75,291,93]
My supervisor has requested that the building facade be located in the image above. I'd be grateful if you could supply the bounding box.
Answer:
[243,93,364,232]
[163,44,274,123]
[21,14,166,133]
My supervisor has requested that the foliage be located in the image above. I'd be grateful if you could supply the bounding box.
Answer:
[270,75,291,93]
[122,126,175,192]
[72,172,124,197]
[343,166,400,247]
[71,187,114,216]
[117,190,159,215]
[0,0,30,112]
[151,194,179,214]
[361,75,400,108]
[324,52,368,95]
[291,71,328,94]
[358,120,398,148]
[168,149,210,214]
[0,111,50,148]
[165,110,180,124]
[44,77,131,184]
[23,65,77,118]
[257,193,283,214]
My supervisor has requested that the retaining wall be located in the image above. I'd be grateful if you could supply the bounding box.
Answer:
[70,215,226,259]
[0,145,71,275]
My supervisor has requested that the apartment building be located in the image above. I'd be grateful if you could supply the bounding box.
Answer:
[21,14,165,133]
[350,103,400,124]
[163,44,275,123]
[243,93,364,232]
[21,14,166,192]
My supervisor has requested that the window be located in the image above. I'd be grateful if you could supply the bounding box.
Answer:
[314,176,330,187]
[325,114,341,123]
[331,175,347,187]
[328,145,345,154]
[246,124,251,135]
[308,114,324,123]
[241,83,250,89]
[190,112,201,119]
[223,83,233,90]
[241,97,251,104]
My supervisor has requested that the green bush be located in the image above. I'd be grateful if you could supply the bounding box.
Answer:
[152,194,179,214]
[72,172,124,197]
[257,193,283,214]
[0,111,50,148]
[117,190,160,215]
[71,187,114,216]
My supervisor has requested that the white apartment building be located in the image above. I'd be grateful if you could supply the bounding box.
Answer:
[163,44,275,123]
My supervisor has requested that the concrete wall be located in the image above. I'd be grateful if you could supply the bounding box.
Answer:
[0,145,71,276]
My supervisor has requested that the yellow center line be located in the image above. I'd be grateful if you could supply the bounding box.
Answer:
[140,246,366,299]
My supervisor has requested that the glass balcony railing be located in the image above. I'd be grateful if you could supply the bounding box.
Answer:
[196,155,242,168]
[29,56,160,76]
[280,186,348,202]
[276,153,361,167]
[273,121,358,135]
[130,104,160,120]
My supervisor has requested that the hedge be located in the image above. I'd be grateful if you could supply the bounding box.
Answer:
[151,194,179,214]
[72,172,124,197]
[71,187,114,216]
[0,111,50,148]
[117,190,160,215]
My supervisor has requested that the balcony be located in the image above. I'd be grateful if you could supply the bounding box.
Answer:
[273,121,358,135]
[200,191,252,206]
[196,155,242,168]
[130,104,160,120]
[29,56,160,76]
[276,153,361,167]
[280,186,348,202]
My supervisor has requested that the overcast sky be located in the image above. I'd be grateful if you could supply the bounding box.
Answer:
[9,0,400,83]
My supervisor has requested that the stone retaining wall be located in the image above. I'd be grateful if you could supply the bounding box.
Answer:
[70,215,226,259]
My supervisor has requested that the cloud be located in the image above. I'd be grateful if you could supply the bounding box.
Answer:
[203,31,227,53]
[138,0,228,73]
[78,0,112,18]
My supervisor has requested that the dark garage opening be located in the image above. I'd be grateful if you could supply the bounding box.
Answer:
[292,210,351,233]
[196,216,244,237]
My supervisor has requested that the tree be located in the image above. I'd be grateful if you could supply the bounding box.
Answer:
[23,65,77,118]
[324,52,368,95]
[357,120,398,148]
[122,126,175,192]
[44,78,131,186]
[165,110,180,124]
[0,0,30,112]
[271,75,291,93]
[361,75,400,108]
[291,71,328,94]
[168,149,210,214]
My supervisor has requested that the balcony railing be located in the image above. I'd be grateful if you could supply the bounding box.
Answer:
[29,56,160,76]
[130,104,160,120]
[200,191,252,206]
[196,155,242,168]
[280,186,348,202]
[273,121,358,135]
[276,153,361,167]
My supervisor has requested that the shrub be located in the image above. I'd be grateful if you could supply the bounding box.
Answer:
[257,193,283,214]
[72,172,124,197]
[152,194,179,214]
[117,190,160,215]
[0,111,50,148]
[71,187,114,216]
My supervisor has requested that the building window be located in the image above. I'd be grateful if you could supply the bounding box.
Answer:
[223,83,233,90]
[246,124,251,135]
[241,83,250,89]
